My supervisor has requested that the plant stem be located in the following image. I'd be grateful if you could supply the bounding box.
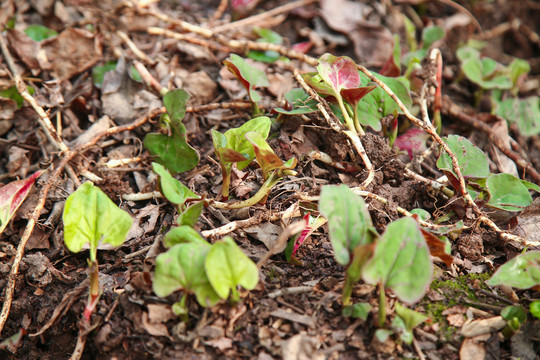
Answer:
[220,164,232,200]
[337,97,365,135]
[211,172,280,209]
[83,259,100,321]
[378,282,386,328]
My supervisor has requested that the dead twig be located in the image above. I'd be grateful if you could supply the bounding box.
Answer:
[212,0,318,33]
[116,30,156,65]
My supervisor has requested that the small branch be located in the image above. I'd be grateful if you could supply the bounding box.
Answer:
[116,30,156,65]
[212,0,318,33]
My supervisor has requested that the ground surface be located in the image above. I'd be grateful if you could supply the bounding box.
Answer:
[0,0,539,359]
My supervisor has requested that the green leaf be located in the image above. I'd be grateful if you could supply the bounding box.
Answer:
[410,208,431,221]
[221,116,271,170]
[501,305,527,328]
[507,58,530,87]
[204,237,259,300]
[461,58,512,90]
[92,61,117,88]
[144,90,199,174]
[63,182,133,258]
[436,135,489,178]
[395,302,428,331]
[362,217,432,304]
[318,185,375,266]
[247,27,283,63]
[224,54,269,103]
[486,173,533,211]
[0,171,43,235]
[0,85,35,108]
[177,200,204,227]
[530,300,540,320]
[422,26,445,49]
[487,251,540,289]
[153,242,221,307]
[356,73,412,131]
[24,24,57,41]
[152,162,199,207]
[274,88,319,115]
[342,302,372,320]
[163,225,208,248]
[495,97,540,136]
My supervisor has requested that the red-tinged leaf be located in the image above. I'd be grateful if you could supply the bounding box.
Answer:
[218,148,249,164]
[379,35,401,77]
[317,53,361,96]
[420,228,454,267]
[393,128,429,160]
[231,0,260,18]
[340,86,377,107]
[292,41,313,54]
[0,170,43,234]
[245,132,297,179]
[434,53,443,112]
[291,214,327,258]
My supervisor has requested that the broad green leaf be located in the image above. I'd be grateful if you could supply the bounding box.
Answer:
[486,173,532,211]
[487,251,540,289]
[521,179,540,193]
[245,131,297,179]
[495,97,540,136]
[63,182,133,257]
[222,116,271,170]
[144,90,199,174]
[422,26,445,48]
[318,185,375,266]
[530,301,540,319]
[410,208,431,221]
[301,72,335,96]
[92,61,117,88]
[501,305,527,328]
[0,171,42,235]
[456,46,480,63]
[24,24,57,41]
[508,58,530,87]
[356,73,412,131]
[395,302,429,331]
[163,225,208,248]
[461,57,512,90]
[362,217,432,304]
[177,200,204,227]
[224,54,269,103]
[436,135,489,178]
[163,88,189,124]
[204,237,259,299]
[152,162,199,206]
[274,88,319,115]
[342,302,372,320]
[153,242,221,307]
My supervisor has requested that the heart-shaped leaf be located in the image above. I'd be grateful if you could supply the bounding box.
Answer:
[274,88,319,115]
[486,173,533,211]
[152,162,199,207]
[204,237,259,300]
[224,54,269,103]
[24,24,57,41]
[0,171,43,235]
[163,225,209,248]
[495,96,540,136]
[144,89,199,174]
[436,135,489,179]
[318,185,375,266]
[63,182,133,258]
[487,251,540,289]
[362,217,432,304]
[153,242,221,307]
[317,53,361,97]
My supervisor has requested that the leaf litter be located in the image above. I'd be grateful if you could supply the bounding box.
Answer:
[0,0,539,359]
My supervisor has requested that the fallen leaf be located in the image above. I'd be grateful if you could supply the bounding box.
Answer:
[204,337,233,351]
[244,222,282,253]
